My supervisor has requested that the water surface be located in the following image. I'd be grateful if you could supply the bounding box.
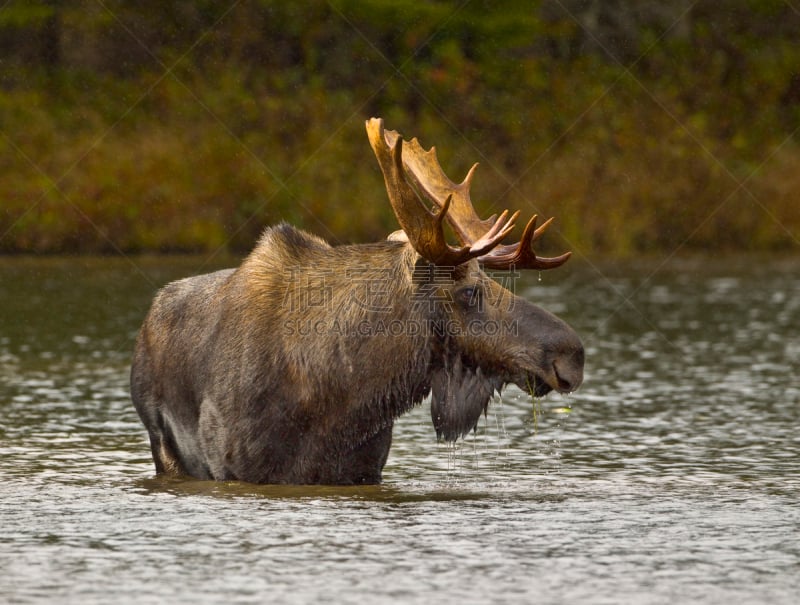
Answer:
[1,255,798,604]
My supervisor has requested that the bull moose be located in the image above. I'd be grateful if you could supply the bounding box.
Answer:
[130,118,584,485]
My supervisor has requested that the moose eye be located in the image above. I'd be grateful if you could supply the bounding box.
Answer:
[457,286,481,307]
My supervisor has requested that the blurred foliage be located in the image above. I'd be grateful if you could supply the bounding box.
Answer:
[0,0,798,256]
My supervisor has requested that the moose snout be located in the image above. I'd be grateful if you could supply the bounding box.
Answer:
[522,305,585,394]
[550,331,584,393]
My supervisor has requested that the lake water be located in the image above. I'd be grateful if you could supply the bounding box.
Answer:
[1,254,798,604]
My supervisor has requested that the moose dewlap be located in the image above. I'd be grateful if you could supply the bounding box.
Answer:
[130,118,584,485]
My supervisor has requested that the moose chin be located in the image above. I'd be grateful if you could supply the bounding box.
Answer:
[130,118,584,485]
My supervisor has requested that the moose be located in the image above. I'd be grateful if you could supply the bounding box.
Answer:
[130,118,584,485]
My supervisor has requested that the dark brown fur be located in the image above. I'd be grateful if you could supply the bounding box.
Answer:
[131,223,583,484]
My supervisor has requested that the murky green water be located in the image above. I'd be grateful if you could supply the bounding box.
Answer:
[1,255,798,604]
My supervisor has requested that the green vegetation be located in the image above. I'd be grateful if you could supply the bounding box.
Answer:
[1,0,798,255]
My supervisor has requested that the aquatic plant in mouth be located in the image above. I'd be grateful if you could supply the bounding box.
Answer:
[527,376,542,436]
[526,376,572,437]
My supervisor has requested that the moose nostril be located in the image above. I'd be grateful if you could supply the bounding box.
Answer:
[554,368,573,392]
[553,358,583,393]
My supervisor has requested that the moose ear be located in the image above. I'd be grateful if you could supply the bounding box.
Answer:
[430,356,501,442]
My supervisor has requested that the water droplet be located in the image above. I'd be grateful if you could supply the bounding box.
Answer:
[538,271,542,282]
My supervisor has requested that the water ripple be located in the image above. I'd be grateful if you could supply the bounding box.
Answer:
[1,256,799,604]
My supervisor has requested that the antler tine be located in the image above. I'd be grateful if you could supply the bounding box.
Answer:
[469,209,519,255]
[367,118,514,266]
[479,214,572,270]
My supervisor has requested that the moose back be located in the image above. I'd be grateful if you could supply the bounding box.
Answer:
[130,118,584,485]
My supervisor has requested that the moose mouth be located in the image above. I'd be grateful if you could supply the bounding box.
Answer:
[512,363,579,397]
[513,373,554,398]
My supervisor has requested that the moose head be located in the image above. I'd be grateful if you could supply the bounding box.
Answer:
[366,118,583,440]
[130,118,584,484]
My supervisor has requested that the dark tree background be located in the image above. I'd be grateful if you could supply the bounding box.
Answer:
[1,0,798,255]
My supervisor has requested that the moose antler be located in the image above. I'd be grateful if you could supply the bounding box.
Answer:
[366,117,571,270]
[367,118,516,266]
